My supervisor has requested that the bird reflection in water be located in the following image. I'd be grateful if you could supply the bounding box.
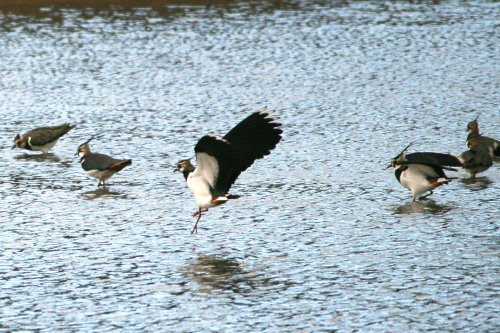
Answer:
[81,187,127,200]
[394,199,453,215]
[14,153,60,163]
[460,176,493,191]
[182,254,260,293]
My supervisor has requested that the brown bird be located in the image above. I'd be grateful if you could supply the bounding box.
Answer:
[461,114,499,178]
[465,114,499,157]
[12,123,75,153]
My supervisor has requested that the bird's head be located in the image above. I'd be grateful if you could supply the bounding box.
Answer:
[12,134,25,149]
[466,113,480,133]
[176,159,195,174]
[75,136,94,157]
[387,142,413,169]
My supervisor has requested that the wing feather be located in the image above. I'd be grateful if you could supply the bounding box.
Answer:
[405,152,463,167]
[195,136,240,196]
[193,109,282,195]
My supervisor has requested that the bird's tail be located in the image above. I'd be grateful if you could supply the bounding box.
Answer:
[431,177,451,187]
[109,159,132,172]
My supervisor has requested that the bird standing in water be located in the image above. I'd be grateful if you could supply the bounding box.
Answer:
[76,137,132,188]
[461,114,499,178]
[388,143,462,202]
[12,123,75,154]
[176,107,283,234]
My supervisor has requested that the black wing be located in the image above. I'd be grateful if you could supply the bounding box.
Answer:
[405,152,463,168]
[223,109,282,168]
[194,109,282,195]
[223,109,282,188]
[194,135,240,196]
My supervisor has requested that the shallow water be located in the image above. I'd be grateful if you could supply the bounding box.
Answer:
[0,1,499,332]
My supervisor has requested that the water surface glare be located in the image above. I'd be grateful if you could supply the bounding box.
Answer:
[0,1,499,332]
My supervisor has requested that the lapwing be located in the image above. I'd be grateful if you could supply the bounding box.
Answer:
[388,143,462,202]
[465,114,500,157]
[459,137,493,179]
[176,107,282,234]
[12,123,75,153]
[76,137,132,188]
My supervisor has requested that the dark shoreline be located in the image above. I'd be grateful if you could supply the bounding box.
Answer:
[0,0,245,11]
[1,0,241,5]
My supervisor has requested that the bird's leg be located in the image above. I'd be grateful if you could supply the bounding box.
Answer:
[191,208,205,235]
[97,180,102,187]
[192,208,208,217]
[419,191,433,200]
[102,180,106,188]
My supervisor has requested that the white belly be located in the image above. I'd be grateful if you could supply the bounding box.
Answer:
[400,165,436,198]
[187,173,216,209]
[86,169,115,181]
[31,139,58,153]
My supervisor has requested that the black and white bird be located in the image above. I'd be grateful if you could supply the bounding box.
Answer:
[12,123,75,153]
[176,107,283,234]
[76,137,132,188]
[388,143,462,202]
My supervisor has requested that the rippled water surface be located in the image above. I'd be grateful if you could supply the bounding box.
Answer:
[0,1,499,332]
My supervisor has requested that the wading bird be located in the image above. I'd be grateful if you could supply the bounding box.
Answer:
[76,137,132,188]
[12,123,75,153]
[460,114,499,178]
[388,143,462,202]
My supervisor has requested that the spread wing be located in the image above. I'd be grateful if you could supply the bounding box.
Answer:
[223,109,283,170]
[193,109,282,195]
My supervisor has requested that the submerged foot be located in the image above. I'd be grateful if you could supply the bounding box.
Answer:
[419,191,434,200]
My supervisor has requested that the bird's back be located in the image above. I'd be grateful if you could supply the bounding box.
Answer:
[25,123,75,146]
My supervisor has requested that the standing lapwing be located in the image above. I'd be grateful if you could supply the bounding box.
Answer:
[460,115,499,178]
[388,143,462,202]
[176,107,282,234]
[76,137,132,188]
[465,114,499,158]
[12,123,75,153]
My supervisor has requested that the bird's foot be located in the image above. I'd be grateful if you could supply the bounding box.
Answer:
[419,191,433,200]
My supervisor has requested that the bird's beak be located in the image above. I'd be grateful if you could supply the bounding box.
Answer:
[12,144,16,149]
[173,168,179,173]
[74,151,79,156]
[385,164,392,169]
